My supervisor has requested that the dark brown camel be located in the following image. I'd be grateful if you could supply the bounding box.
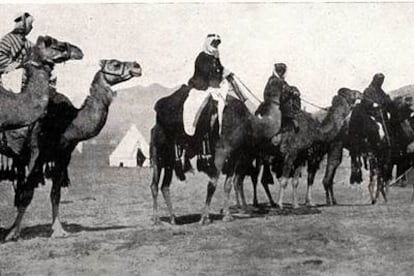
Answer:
[3,59,141,241]
[0,35,83,131]
[319,97,414,206]
[232,88,362,209]
[151,79,282,225]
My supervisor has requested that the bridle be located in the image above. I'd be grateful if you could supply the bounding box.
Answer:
[51,42,72,61]
[100,60,129,84]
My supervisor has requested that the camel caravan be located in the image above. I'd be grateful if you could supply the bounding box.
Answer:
[0,13,413,241]
[150,34,414,225]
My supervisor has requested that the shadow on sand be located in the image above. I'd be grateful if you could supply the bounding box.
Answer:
[160,203,322,225]
[0,223,134,241]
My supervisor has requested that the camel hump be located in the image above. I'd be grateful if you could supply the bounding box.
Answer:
[154,84,190,113]
[224,95,250,116]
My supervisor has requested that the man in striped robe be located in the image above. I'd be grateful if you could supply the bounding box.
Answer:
[0,12,34,87]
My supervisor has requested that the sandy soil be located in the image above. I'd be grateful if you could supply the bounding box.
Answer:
[1,154,414,276]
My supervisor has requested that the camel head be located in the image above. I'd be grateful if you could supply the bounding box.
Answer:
[33,35,84,64]
[337,88,362,106]
[99,59,142,85]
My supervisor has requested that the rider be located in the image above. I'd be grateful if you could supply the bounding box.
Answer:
[188,33,227,91]
[0,12,34,87]
[349,73,393,172]
[361,73,393,122]
[185,34,246,137]
[263,63,301,133]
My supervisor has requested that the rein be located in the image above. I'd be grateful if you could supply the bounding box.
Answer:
[234,74,328,111]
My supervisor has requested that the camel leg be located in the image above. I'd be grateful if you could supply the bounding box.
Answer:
[161,168,176,225]
[305,165,317,206]
[278,154,296,209]
[200,145,228,225]
[380,178,388,203]
[49,153,72,238]
[252,168,259,207]
[329,183,337,205]
[411,181,414,203]
[5,166,33,242]
[234,173,248,211]
[369,169,378,204]
[200,176,218,225]
[262,181,276,207]
[233,174,242,209]
[239,176,249,208]
[258,162,277,207]
[322,142,343,206]
[150,164,162,225]
[277,176,289,209]
[291,167,301,209]
[222,175,234,222]
[50,176,68,238]
[239,178,249,211]
[306,158,322,207]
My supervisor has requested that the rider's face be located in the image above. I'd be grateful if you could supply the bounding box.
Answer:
[210,39,221,49]
[25,21,33,35]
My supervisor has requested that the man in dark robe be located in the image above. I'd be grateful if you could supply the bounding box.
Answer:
[261,63,301,132]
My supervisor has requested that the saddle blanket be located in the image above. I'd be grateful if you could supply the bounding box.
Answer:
[1,68,24,92]
[183,80,229,136]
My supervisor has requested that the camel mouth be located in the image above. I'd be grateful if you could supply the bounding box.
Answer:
[130,68,142,77]
[71,48,84,60]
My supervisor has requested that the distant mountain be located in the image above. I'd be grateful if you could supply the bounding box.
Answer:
[90,83,414,149]
[390,84,414,99]
[89,83,176,146]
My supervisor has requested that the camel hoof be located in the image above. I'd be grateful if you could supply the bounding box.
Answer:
[170,215,177,225]
[253,201,259,207]
[51,229,69,239]
[371,199,376,205]
[51,223,69,239]
[151,216,161,226]
[270,201,278,208]
[4,228,20,242]
[222,214,234,222]
[199,215,211,225]
[305,200,315,207]
[277,203,284,210]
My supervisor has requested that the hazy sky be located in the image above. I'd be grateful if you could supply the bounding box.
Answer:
[1,3,414,110]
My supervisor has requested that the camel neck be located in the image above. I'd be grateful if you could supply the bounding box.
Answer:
[320,95,352,141]
[61,72,115,144]
[22,64,50,98]
[87,72,114,107]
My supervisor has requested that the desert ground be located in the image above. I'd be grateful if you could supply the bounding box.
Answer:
[1,147,414,276]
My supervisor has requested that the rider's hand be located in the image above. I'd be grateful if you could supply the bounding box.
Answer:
[290,86,301,96]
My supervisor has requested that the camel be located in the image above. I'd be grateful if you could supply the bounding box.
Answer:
[0,35,83,131]
[3,59,142,241]
[320,97,414,206]
[151,78,282,225]
[232,88,362,210]
[0,35,83,212]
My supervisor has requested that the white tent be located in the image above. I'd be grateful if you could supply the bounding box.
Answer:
[109,124,150,167]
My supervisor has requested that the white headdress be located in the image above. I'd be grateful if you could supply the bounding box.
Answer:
[202,34,221,58]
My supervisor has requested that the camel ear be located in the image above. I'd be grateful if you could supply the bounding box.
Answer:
[99,59,108,68]
[43,36,53,47]
[36,36,45,48]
